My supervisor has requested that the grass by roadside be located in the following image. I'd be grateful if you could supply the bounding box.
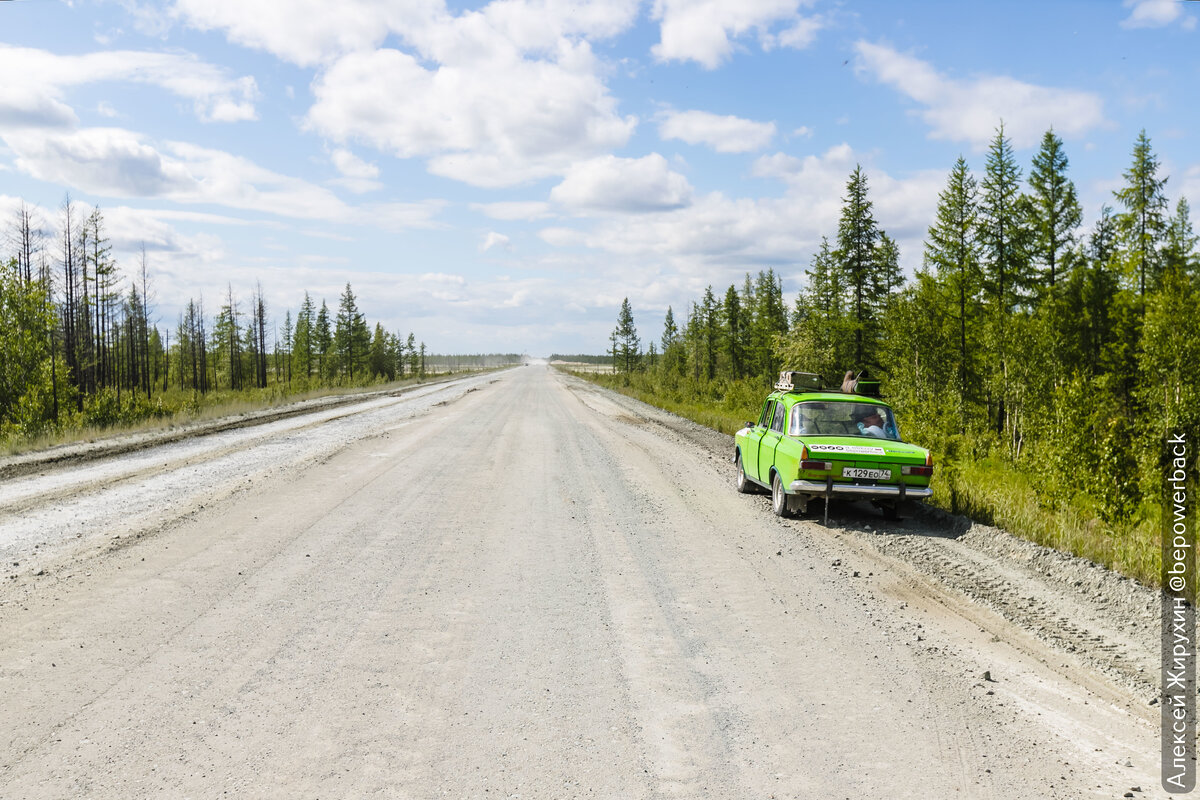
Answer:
[572,368,1162,590]
[1,370,501,458]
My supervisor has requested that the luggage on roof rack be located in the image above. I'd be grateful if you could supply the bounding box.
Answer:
[774,371,822,392]
[854,379,882,397]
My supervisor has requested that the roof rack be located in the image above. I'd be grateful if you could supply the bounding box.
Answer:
[774,371,822,392]
[774,369,885,397]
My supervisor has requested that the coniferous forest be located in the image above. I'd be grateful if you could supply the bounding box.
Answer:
[0,197,520,445]
[598,127,1199,588]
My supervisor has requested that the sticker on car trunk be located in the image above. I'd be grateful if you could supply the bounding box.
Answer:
[809,444,886,456]
[843,467,891,480]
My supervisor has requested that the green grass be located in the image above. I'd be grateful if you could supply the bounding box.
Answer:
[940,457,1160,587]
[1,370,486,456]
[574,368,1164,590]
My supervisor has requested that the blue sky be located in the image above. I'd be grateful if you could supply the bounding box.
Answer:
[2,0,1197,355]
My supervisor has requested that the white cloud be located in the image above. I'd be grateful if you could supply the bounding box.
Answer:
[480,231,512,252]
[171,0,414,67]
[2,126,444,229]
[0,45,258,126]
[542,144,942,290]
[329,148,382,193]
[307,41,636,188]
[176,0,642,188]
[853,41,1106,150]
[472,201,554,221]
[102,205,232,259]
[172,0,639,66]
[1121,0,1197,29]
[537,226,589,247]
[372,201,449,231]
[434,0,641,57]
[551,154,693,214]
[773,16,822,49]
[651,0,819,69]
[331,149,379,180]
[659,109,776,153]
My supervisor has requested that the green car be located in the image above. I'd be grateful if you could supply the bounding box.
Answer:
[733,371,933,521]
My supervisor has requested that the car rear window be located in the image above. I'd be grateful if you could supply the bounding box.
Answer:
[790,401,901,440]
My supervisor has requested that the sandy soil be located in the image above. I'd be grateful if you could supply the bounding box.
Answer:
[0,366,1167,798]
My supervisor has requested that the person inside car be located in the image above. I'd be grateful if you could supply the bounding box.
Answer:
[856,409,887,438]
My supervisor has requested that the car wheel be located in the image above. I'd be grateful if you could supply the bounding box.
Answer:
[735,452,755,494]
[771,473,793,518]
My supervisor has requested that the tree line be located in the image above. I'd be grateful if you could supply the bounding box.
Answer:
[608,126,1198,579]
[0,198,434,439]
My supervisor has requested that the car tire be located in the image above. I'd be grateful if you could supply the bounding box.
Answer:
[736,452,755,494]
[771,473,793,518]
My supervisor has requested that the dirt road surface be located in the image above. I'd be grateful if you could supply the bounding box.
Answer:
[0,366,1167,798]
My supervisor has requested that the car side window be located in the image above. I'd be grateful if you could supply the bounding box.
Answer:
[789,404,805,436]
[770,401,786,433]
[757,400,774,428]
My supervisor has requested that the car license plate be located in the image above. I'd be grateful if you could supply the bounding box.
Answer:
[844,467,890,480]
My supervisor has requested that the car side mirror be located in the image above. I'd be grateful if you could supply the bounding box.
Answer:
[745,421,755,430]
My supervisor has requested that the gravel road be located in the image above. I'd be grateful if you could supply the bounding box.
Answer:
[0,366,1167,798]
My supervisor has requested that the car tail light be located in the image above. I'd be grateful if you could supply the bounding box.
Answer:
[902,465,934,477]
[801,460,833,471]
[800,444,808,460]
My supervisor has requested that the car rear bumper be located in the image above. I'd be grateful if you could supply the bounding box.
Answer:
[788,479,933,499]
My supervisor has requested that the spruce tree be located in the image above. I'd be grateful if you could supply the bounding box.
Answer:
[315,300,332,380]
[1028,128,1082,292]
[722,284,743,379]
[369,323,389,378]
[835,165,882,367]
[924,156,983,407]
[699,286,718,381]
[612,297,641,377]
[661,306,678,354]
[1162,197,1198,278]
[294,292,315,380]
[980,123,1032,316]
[749,268,788,376]
[1114,129,1168,310]
[875,232,903,310]
[281,310,293,384]
[334,283,370,380]
[979,123,1033,433]
[1063,206,1121,376]
[778,238,851,380]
